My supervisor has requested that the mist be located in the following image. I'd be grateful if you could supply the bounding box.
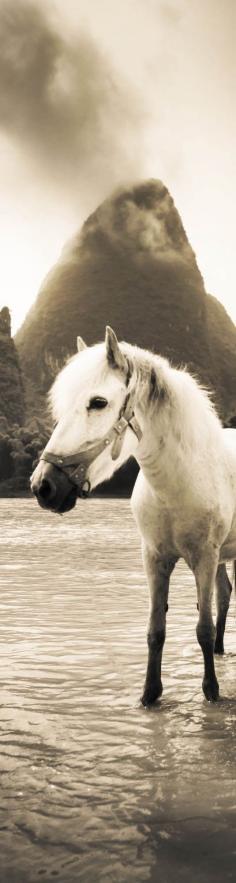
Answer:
[0,0,235,332]
[0,0,145,200]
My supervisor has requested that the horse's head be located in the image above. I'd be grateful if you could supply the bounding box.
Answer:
[31,328,142,514]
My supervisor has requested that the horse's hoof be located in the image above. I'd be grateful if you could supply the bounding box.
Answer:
[140,682,163,707]
[202,678,219,702]
[214,639,224,655]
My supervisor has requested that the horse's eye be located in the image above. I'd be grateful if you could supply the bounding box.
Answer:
[88,397,108,410]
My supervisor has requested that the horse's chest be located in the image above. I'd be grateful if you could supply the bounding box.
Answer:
[146,508,174,551]
[134,501,213,559]
[132,486,177,554]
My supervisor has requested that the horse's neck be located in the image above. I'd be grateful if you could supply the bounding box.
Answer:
[134,369,219,499]
[136,409,183,496]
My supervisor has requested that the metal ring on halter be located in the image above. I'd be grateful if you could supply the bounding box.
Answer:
[80,479,91,498]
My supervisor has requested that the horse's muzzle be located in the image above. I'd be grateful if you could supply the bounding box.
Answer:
[31,461,78,514]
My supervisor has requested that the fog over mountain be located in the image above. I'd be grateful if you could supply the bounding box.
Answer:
[16,180,236,425]
[0,0,235,333]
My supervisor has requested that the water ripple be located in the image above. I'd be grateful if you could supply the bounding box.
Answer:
[0,499,236,882]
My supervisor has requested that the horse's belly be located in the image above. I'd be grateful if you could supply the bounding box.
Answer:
[220,520,236,561]
[219,545,236,562]
[132,469,236,560]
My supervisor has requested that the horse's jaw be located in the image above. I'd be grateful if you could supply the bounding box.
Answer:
[87,430,140,491]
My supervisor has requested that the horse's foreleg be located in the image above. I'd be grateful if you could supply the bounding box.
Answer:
[194,551,219,701]
[141,546,177,707]
[214,563,232,655]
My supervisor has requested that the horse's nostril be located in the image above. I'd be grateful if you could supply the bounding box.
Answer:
[38,478,56,503]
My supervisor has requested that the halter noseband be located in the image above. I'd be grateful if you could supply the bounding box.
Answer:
[40,399,142,498]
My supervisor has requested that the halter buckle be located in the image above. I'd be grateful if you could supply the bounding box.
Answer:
[114,416,129,435]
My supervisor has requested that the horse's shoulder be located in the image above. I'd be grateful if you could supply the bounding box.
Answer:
[131,469,150,511]
[223,427,236,455]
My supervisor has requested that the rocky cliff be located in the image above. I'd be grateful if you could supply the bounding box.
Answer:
[0,306,25,427]
[16,180,236,423]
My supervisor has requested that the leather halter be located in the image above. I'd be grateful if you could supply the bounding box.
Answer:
[40,398,142,498]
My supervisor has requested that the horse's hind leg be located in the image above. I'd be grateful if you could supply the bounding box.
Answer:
[194,550,219,702]
[214,563,232,655]
[141,546,177,707]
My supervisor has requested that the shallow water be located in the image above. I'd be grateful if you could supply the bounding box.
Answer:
[0,499,236,883]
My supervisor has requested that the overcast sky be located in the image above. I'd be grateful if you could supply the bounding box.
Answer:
[0,0,235,333]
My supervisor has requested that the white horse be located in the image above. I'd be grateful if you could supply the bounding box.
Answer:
[31,328,236,705]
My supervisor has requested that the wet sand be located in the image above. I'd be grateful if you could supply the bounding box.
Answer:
[0,499,236,883]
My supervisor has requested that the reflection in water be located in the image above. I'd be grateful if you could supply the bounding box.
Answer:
[0,499,236,883]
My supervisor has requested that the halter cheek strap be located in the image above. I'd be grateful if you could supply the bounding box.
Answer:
[40,400,142,498]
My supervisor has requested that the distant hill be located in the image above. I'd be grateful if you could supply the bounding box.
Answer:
[0,307,25,427]
[0,306,51,495]
[16,179,236,424]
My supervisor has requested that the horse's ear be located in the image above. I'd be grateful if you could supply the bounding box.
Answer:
[77,336,87,352]
[105,326,127,372]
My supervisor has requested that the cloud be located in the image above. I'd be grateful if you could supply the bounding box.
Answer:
[1,0,235,334]
[0,0,145,196]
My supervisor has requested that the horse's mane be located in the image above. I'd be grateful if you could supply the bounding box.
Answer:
[119,341,223,452]
[50,339,222,452]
